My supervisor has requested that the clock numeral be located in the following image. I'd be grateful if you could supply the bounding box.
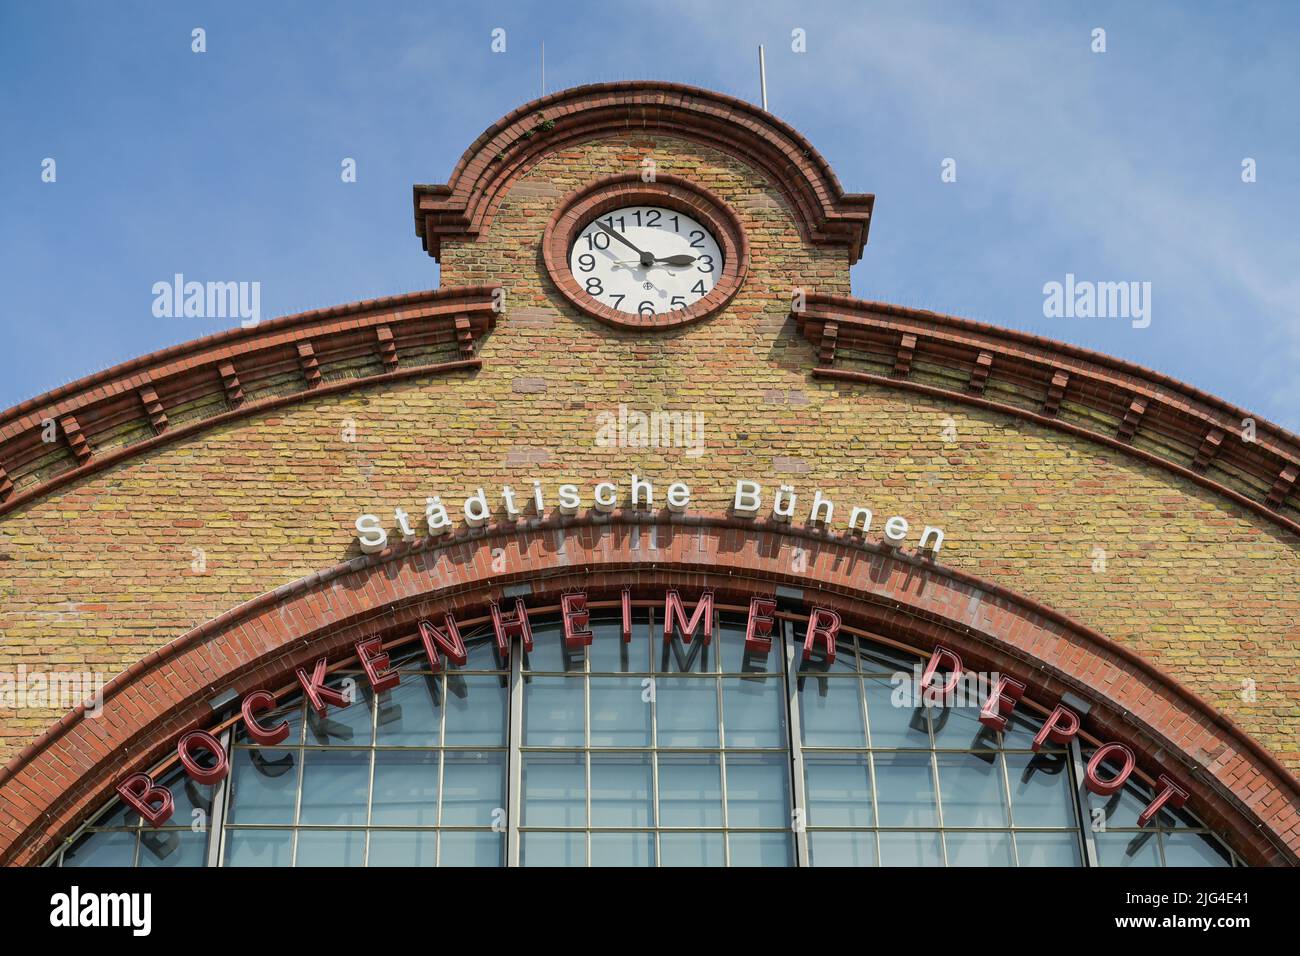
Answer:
[691,280,707,295]
[577,253,596,273]
[689,230,705,249]
[645,209,661,228]
[638,300,656,316]
[608,294,625,309]
[586,277,604,296]
[601,216,626,232]
[671,296,686,309]
[586,231,610,251]
[697,254,715,273]
[669,215,680,232]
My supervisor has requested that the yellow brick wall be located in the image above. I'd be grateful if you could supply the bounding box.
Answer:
[1,134,1297,773]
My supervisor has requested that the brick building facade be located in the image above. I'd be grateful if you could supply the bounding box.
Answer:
[1,83,1297,868]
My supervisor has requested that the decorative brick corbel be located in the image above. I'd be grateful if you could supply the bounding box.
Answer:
[968,350,992,394]
[818,321,839,368]
[1192,429,1225,473]
[59,415,92,465]
[375,325,399,372]
[1117,397,1147,443]
[297,342,322,388]
[455,314,475,357]
[218,362,244,407]
[1043,370,1069,417]
[1265,463,1299,509]
[892,333,917,378]
[138,385,168,435]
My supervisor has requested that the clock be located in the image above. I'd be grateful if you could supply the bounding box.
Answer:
[543,173,749,329]
[569,206,723,318]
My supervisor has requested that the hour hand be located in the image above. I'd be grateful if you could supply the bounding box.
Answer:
[654,254,697,267]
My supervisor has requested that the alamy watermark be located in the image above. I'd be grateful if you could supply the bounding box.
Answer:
[1043,273,1151,329]
[595,403,705,458]
[0,666,104,717]
[152,273,261,328]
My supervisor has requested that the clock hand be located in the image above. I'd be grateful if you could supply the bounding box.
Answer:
[591,221,654,266]
[611,254,698,268]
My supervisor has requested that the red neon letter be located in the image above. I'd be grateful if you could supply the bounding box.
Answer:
[242,690,290,745]
[621,588,633,644]
[116,773,174,828]
[663,589,714,646]
[296,657,349,717]
[1032,704,1080,751]
[418,614,468,672]
[491,599,534,656]
[745,597,778,655]
[979,676,1026,731]
[1137,773,1190,827]
[177,729,229,786]
[803,608,841,663]
[356,637,400,692]
[1085,742,1136,796]
[561,592,594,650]
[920,645,963,699]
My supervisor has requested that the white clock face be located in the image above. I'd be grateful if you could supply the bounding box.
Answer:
[569,205,723,317]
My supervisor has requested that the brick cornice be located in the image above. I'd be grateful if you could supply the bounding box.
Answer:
[0,288,498,516]
[796,293,1300,534]
[0,515,1295,866]
[412,81,874,262]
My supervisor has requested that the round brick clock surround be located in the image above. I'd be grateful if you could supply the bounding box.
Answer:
[542,172,750,330]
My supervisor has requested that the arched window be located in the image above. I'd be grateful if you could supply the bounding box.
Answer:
[49,604,1242,867]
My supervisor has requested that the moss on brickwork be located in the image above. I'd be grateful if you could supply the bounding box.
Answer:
[0,134,1298,774]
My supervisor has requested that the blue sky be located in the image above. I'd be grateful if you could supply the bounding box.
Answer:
[2,1,1298,428]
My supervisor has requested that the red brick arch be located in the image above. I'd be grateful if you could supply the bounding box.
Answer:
[0,514,1296,866]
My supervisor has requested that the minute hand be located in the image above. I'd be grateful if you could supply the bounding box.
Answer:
[592,220,654,266]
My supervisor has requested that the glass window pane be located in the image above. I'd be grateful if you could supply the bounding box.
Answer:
[523,623,572,672]
[799,639,858,674]
[370,750,440,825]
[1095,830,1162,867]
[728,831,793,867]
[864,677,929,748]
[718,617,777,673]
[62,830,137,867]
[223,828,292,867]
[873,752,938,827]
[227,748,299,824]
[234,701,303,747]
[936,752,1009,827]
[878,830,943,866]
[589,676,652,747]
[655,678,719,747]
[809,831,876,866]
[1161,832,1232,867]
[945,830,1013,866]
[138,829,206,868]
[367,830,437,866]
[722,677,785,747]
[930,700,999,751]
[439,830,503,867]
[804,753,874,827]
[590,832,655,867]
[798,676,865,747]
[522,752,586,827]
[590,753,653,827]
[1015,831,1082,866]
[295,829,364,866]
[588,616,646,673]
[375,676,441,746]
[524,676,584,746]
[658,831,724,866]
[444,675,508,745]
[305,683,373,746]
[298,749,370,826]
[725,753,789,828]
[460,636,505,671]
[658,753,723,827]
[439,751,505,826]
[1004,711,1059,750]
[523,831,585,866]
[1005,751,1076,828]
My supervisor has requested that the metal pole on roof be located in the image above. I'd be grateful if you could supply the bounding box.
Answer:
[758,45,768,110]
[541,42,546,97]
